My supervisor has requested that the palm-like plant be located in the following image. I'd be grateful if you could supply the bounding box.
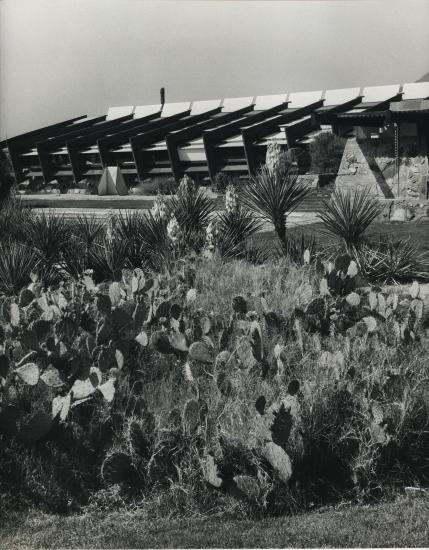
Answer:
[239,162,309,247]
[318,188,382,249]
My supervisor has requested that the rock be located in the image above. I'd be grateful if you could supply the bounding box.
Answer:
[390,207,406,222]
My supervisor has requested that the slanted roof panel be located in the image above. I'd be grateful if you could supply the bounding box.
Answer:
[133,104,162,118]
[254,94,288,110]
[161,102,192,117]
[361,84,400,102]
[106,106,134,120]
[222,96,254,112]
[287,90,323,108]
[323,87,361,106]
[191,99,222,114]
[401,82,429,100]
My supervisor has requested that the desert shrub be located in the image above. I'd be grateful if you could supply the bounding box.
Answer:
[212,173,242,194]
[318,188,382,249]
[308,132,346,179]
[141,177,178,195]
[0,149,15,203]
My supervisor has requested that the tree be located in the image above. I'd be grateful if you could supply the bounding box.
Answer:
[308,132,346,179]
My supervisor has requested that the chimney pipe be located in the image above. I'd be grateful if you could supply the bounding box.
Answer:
[160,87,165,106]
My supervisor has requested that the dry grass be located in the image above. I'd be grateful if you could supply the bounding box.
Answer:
[2,495,428,548]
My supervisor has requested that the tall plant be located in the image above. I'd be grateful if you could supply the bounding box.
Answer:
[240,143,310,248]
[318,187,382,249]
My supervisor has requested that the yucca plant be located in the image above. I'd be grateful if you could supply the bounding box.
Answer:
[114,211,150,268]
[277,233,317,265]
[239,162,309,248]
[22,211,71,283]
[134,211,173,273]
[216,207,265,261]
[70,214,105,251]
[168,177,214,251]
[0,196,34,243]
[88,236,132,282]
[0,240,39,294]
[318,188,382,249]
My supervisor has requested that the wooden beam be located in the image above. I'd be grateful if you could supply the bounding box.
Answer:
[242,100,325,175]
[97,111,189,167]
[130,108,221,181]
[166,105,254,180]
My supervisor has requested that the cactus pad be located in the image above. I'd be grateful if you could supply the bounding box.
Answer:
[263,441,292,483]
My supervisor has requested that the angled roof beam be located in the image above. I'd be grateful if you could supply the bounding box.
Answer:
[166,105,255,181]
[67,111,163,182]
[36,115,133,183]
[2,115,102,182]
[282,116,320,148]
[97,110,188,167]
[202,101,297,179]
[130,107,222,180]
[313,96,363,125]
[0,115,88,149]
[241,100,324,175]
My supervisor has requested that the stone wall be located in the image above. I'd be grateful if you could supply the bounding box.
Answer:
[335,135,428,200]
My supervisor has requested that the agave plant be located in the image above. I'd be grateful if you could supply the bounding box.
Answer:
[0,240,40,294]
[351,237,429,284]
[239,162,309,248]
[318,188,382,249]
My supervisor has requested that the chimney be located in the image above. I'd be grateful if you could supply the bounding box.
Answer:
[160,87,165,106]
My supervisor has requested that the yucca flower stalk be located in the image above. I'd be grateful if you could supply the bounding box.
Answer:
[225,184,238,214]
[150,192,168,221]
[167,213,181,244]
[205,216,220,252]
[266,141,286,175]
[178,174,195,196]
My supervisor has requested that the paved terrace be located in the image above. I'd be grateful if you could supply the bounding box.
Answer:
[19,192,319,231]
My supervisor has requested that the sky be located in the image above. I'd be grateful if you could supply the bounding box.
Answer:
[0,0,428,140]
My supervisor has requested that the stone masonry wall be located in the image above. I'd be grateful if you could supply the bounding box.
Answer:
[335,136,428,199]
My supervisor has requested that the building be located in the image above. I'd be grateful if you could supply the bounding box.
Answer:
[1,81,428,199]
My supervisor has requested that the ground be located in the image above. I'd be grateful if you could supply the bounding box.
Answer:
[2,495,428,549]
[259,221,429,254]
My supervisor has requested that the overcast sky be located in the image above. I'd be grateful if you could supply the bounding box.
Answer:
[0,0,428,139]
